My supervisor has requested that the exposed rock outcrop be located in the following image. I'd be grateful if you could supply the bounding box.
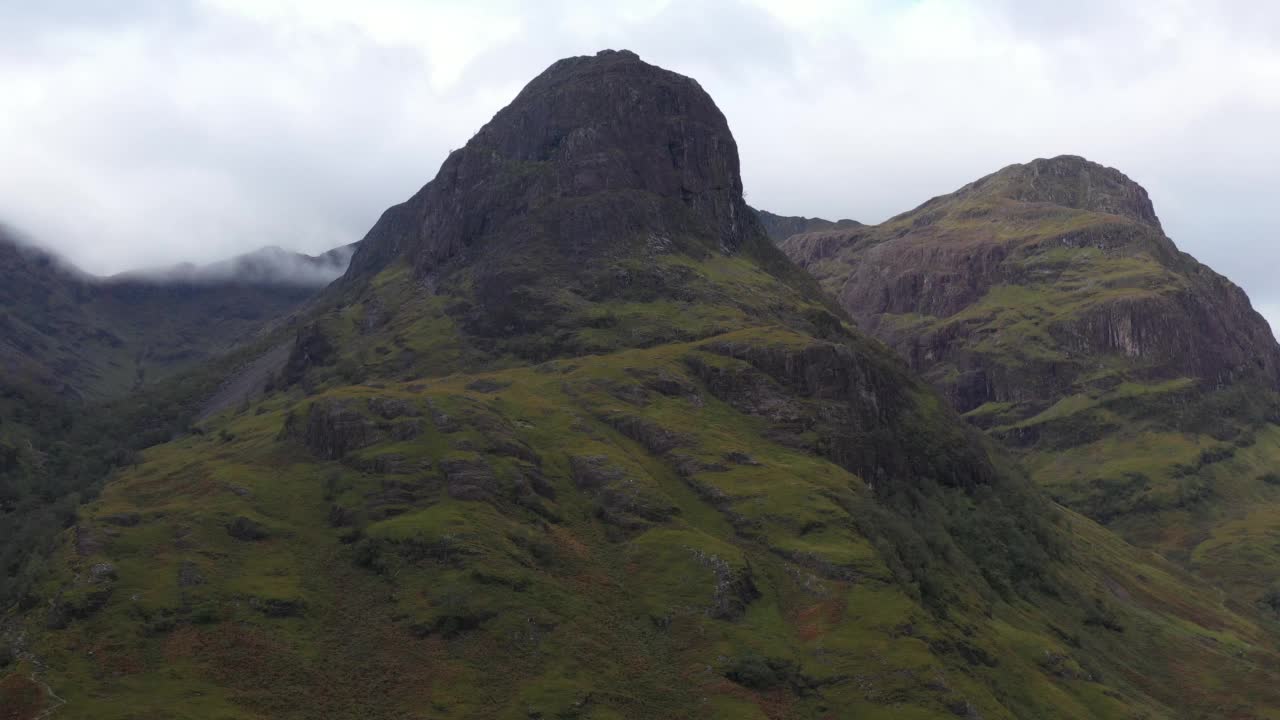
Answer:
[345,49,759,284]
[781,156,1280,416]
[325,49,832,362]
[282,400,380,460]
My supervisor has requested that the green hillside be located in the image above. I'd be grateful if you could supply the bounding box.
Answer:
[5,53,1280,720]
[779,156,1280,608]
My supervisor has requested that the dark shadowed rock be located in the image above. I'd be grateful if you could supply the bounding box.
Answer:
[226,516,270,542]
[74,526,104,557]
[687,339,998,491]
[328,505,357,528]
[723,451,760,466]
[252,597,306,618]
[283,400,380,460]
[569,455,677,529]
[387,419,423,441]
[100,513,141,527]
[569,455,625,490]
[88,563,117,583]
[689,549,760,620]
[367,397,422,419]
[442,458,500,501]
[625,366,697,397]
[177,562,206,587]
[601,413,690,455]
[281,323,336,386]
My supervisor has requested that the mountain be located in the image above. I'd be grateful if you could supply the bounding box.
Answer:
[779,155,1280,601]
[754,208,862,244]
[780,156,1279,410]
[7,52,1280,720]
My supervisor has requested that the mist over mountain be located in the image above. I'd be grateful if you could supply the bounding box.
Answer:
[116,243,357,287]
[3,220,357,289]
[0,226,355,401]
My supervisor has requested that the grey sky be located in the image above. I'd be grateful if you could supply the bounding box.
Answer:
[1,1,1278,329]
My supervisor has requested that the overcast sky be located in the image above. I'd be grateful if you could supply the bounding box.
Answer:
[1,0,1278,329]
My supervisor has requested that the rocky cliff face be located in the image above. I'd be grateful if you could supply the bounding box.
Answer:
[782,156,1280,416]
[347,49,761,281]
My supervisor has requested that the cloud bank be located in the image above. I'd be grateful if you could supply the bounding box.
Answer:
[117,244,357,286]
[0,0,1277,330]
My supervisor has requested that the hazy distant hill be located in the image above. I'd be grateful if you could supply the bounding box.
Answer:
[753,207,862,244]
[0,231,353,400]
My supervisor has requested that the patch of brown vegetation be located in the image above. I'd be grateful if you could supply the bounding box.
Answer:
[794,594,848,642]
[0,673,45,720]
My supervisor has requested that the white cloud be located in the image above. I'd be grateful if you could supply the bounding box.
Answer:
[0,0,1277,331]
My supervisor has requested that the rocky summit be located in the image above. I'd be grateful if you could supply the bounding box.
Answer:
[347,49,754,280]
[6,52,1280,720]
[782,155,1279,414]
[303,49,837,373]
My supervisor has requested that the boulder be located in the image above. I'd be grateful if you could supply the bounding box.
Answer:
[226,516,270,541]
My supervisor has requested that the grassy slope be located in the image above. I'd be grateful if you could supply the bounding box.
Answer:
[0,239,321,609]
[7,255,1280,718]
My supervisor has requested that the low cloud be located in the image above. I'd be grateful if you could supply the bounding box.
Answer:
[119,244,356,287]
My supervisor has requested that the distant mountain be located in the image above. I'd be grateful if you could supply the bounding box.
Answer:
[779,155,1280,603]
[0,232,354,400]
[753,207,861,244]
[9,52,1280,720]
[782,156,1279,412]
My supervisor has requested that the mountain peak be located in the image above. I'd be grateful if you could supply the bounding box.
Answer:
[977,154,1162,229]
[346,49,755,280]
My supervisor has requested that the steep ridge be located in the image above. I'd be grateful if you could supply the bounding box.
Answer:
[754,208,862,244]
[780,156,1280,601]
[6,56,1280,720]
